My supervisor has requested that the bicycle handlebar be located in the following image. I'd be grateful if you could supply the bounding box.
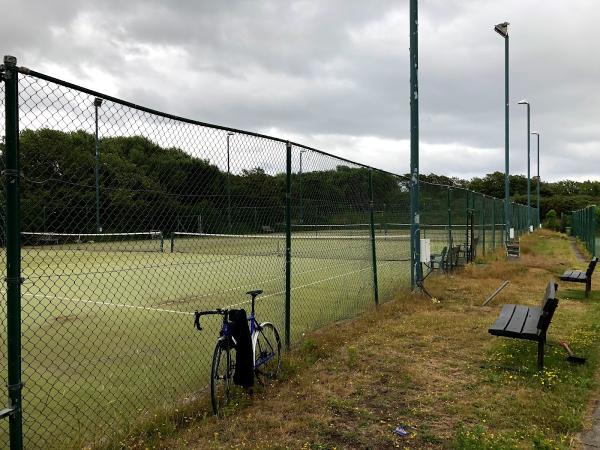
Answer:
[194,308,226,331]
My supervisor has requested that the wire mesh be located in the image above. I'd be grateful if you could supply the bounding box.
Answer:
[1,68,536,448]
[0,75,8,450]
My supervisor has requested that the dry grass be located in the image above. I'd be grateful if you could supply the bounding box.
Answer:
[118,230,600,450]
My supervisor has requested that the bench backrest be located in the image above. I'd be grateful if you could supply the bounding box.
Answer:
[537,281,559,333]
[586,257,598,278]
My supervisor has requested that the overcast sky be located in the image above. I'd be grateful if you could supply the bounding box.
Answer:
[2,0,599,181]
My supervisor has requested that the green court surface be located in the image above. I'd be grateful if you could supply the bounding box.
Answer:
[0,233,417,447]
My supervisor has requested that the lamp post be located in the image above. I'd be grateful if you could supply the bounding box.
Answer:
[226,132,234,233]
[494,22,510,243]
[94,97,103,233]
[409,0,421,289]
[299,149,307,224]
[518,99,531,231]
[532,131,540,228]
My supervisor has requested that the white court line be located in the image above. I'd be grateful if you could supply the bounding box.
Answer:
[23,293,193,316]
[18,260,402,315]
[222,260,399,309]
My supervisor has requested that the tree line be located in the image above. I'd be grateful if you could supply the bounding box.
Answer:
[1,129,597,236]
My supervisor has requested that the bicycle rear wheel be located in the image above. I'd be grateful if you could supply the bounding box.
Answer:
[210,339,234,416]
[254,322,281,380]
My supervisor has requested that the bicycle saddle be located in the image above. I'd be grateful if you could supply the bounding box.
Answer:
[246,289,263,297]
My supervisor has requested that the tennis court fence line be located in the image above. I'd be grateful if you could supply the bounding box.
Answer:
[1,56,538,448]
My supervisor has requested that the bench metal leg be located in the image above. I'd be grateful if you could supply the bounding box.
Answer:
[586,279,591,298]
[537,339,545,371]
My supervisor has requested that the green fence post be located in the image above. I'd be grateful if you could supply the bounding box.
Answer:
[465,190,470,249]
[447,187,452,249]
[492,197,496,249]
[481,195,485,256]
[592,206,596,257]
[284,141,292,350]
[368,170,379,305]
[2,54,24,450]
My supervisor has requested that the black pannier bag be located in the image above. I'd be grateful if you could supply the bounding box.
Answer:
[228,309,254,388]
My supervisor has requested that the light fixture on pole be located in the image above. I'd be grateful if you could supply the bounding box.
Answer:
[494,21,510,243]
[518,99,531,231]
[226,132,234,233]
[531,131,541,228]
[94,97,103,233]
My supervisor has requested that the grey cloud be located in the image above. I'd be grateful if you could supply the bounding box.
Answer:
[1,0,600,181]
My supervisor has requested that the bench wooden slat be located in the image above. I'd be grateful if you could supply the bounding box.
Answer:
[489,304,515,332]
[504,304,530,335]
[521,306,542,339]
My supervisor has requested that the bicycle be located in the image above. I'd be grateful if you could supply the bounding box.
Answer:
[194,289,281,415]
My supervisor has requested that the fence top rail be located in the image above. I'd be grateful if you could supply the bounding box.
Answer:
[17,65,405,179]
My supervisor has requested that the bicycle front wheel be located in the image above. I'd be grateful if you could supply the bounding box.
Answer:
[254,322,281,380]
[210,339,234,416]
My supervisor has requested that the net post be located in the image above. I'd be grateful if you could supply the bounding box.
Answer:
[159,232,164,253]
[170,232,174,253]
[3,54,24,450]
[368,170,379,306]
[284,141,292,350]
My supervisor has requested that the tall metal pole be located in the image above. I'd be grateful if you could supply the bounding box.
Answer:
[494,22,510,244]
[532,132,540,228]
[94,98,103,233]
[226,132,234,233]
[409,0,421,289]
[2,54,24,450]
[519,100,531,231]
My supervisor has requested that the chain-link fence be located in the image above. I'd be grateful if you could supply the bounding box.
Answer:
[571,205,597,257]
[1,61,536,448]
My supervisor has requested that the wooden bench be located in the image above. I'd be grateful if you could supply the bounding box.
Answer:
[506,238,520,258]
[459,236,479,263]
[429,246,448,272]
[447,245,461,270]
[488,281,559,370]
[560,257,598,298]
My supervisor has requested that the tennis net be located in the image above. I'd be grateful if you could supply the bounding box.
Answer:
[170,232,410,261]
[21,231,164,252]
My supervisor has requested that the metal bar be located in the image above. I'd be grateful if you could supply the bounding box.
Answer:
[526,103,531,231]
[368,170,379,305]
[3,54,24,450]
[492,197,496,249]
[409,0,421,289]
[504,35,510,245]
[482,280,510,306]
[284,141,292,350]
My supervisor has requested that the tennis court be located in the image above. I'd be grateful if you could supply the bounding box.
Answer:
[1,230,417,446]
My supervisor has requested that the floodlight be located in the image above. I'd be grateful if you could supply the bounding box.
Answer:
[531,131,539,136]
[494,22,509,38]
[518,99,529,105]
[94,97,103,107]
